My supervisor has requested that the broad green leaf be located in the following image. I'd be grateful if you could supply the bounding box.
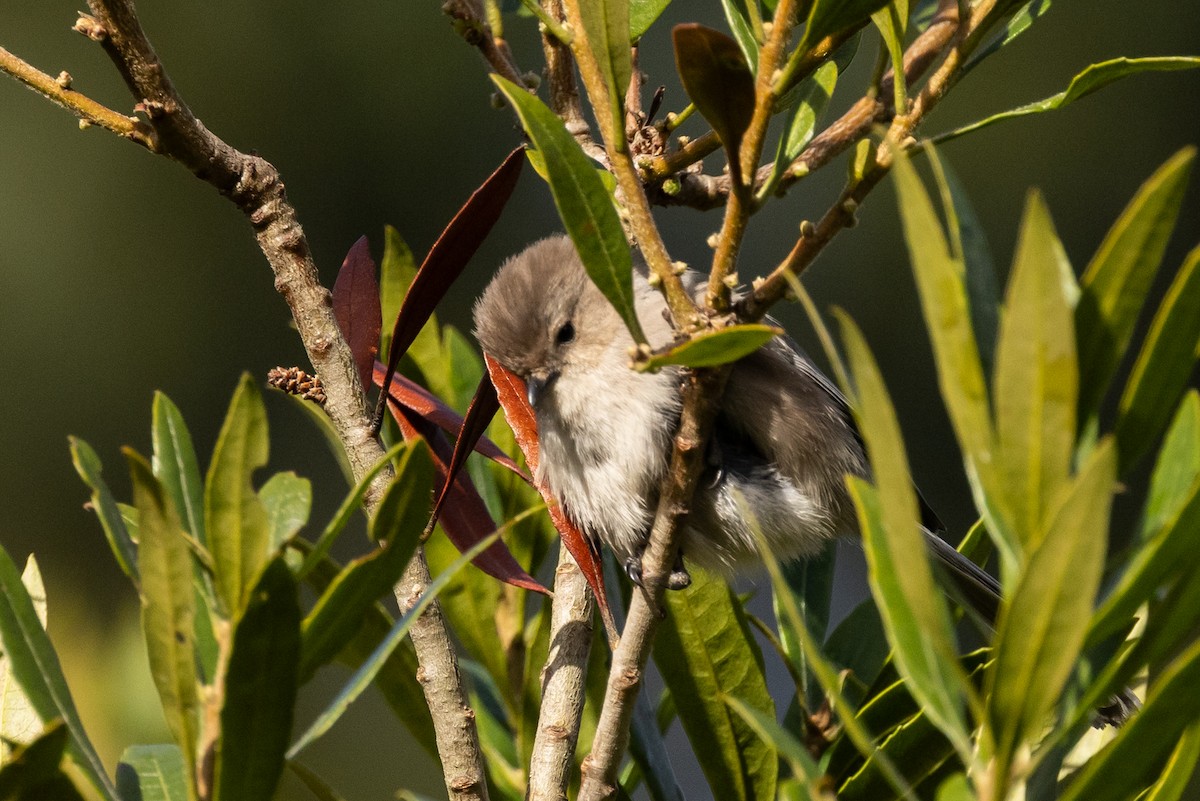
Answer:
[1077,147,1195,426]
[724,696,824,793]
[642,324,781,369]
[1142,722,1200,801]
[1060,636,1200,801]
[1116,246,1200,473]
[116,745,188,801]
[993,192,1077,548]
[0,721,86,801]
[379,224,420,358]
[655,572,777,801]
[0,545,117,801]
[1141,391,1200,537]
[152,393,207,546]
[205,374,271,616]
[260,471,312,552]
[935,59,1200,144]
[575,0,631,146]
[871,1,908,114]
[630,0,671,39]
[492,77,646,345]
[69,437,137,582]
[893,150,1015,576]
[800,0,892,52]
[215,557,300,801]
[988,439,1116,776]
[287,531,502,756]
[719,0,761,69]
[298,445,432,681]
[126,450,200,797]
[839,312,972,758]
[1,558,45,760]
[961,0,1052,73]
[773,542,835,709]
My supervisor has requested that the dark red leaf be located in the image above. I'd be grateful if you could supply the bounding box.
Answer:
[672,24,756,185]
[374,147,525,429]
[430,373,500,530]
[332,236,382,391]
[372,361,527,481]
[387,399,548,596]
[484,355,617,642]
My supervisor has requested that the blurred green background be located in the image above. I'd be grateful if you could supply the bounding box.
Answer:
[1,2,1197,799]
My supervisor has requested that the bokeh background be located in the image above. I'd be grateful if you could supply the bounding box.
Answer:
[2,2,1198,799]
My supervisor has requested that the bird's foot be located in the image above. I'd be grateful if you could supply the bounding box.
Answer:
[624,550,691,591]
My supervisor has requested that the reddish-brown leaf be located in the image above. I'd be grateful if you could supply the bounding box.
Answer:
[332,236,382,391]
[484,355,617,641]
[375,147,525,428]
[387,399,548,595]
[430,373,501,530]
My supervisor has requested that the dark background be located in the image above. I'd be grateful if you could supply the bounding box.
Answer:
[2,2,1198,799]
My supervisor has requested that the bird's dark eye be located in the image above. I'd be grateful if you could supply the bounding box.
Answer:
[555,321,575,345]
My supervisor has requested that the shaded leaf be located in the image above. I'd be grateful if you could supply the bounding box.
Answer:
[1142,390,1200,537]
[493,78,647,345]
[1141,722,1200,801]
[259,471,312,552]
[630,0,671,39]
[1116,245,1200,473]
[935,59,1200,144]
[332,235,382,391]
[773,542,836,710]
[0,721,86,801]
[271,391,354,485]
[116,744,189,801]
[800,0,891,52]
[644,324,781,370]
[69,437,137,582]
[215,557,300,801]
[205,374,271,616]
[962,0,1052,73]
[724,696,824,794]
[285,759,350,801]
[672,24,756,183]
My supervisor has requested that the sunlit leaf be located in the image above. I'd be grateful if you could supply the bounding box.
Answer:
[642,324,781,369]
[719,0,760,68]
[630,0,671,39]
[69,437,138,582]
[871,1,908,113]
[379,225,419,359]
[116,745,188,801]
[0,559,45,761]
[961,0,1052,73]
[800,0,891,52]
[152,393,207,547]
[574,0,632,144]
[724,696,824,793]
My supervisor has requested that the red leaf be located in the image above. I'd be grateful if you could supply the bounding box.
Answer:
[430,373,501,530]
[332,236,382,391]
[375,147,525,427]
[372,361,527,481]
[387,399,548,596]
[484,355,617,643]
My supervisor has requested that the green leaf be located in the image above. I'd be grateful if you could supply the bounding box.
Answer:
[1060,636,1200,801]
[215,557,301,801]
[892,149,1015,576]
[800,0,892,52]
[259,471,312,552]
[780,61,837,164]
[993,192,1077,549]
[116,745,189,801]
[205,374,271,616]
[773,542,836,709]
[152,393,207,546]
[285,760,350,801]
[1116,246,1200,473]
[935,59,1200,144]
[0,721,86,801]
[654,573,776,801]
[961,0,1052,73]
[69,437,138,582]
[287,531,503,756]
[823,598,888,691]
[839,312,973,759]
[1077,147,1195,426]
[1142,390,1200,538]
[298,445,432,681]
[719,0,761,69]
[988,439,1116,778]
[126,450,201,794]
[672,24,756,183]
[629,0,671,39]
[1,558,44,761]
[492,77,647,345]
[934,773,973,801]
[724,696,824,793]
[379,224,422,359]
[575,0,631,145]
[871,2,908,114]
[1142,722,1200,801]
[642,324,781,369]
[0,545,117,801]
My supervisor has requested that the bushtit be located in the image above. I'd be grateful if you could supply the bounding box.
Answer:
[472,235,1002,618]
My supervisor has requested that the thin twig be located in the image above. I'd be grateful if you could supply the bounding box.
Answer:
[444,0,527,88]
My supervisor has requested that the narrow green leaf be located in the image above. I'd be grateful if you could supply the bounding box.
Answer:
[69,437,138,582]
[379,225,419,358]
[893,150,1015,576]
[1,558,45,760]
[724,696,824,792]
[1142,722,1200,801]
[271,391,354,486]
[781,61,837,163]
[839,312,973,759]
[988,439,1116,775]
[800,0,892,52]
[215,557,300,801]
[630,0,671,39]
[1141,390,1200,537]
[0,721,86,801]
[259,471,312,552]
[287,531,503,756]
[961,0,1052,73]
[673,24,756,183]
[492,77,647,345]
[935,59,1200,144]
[642,324,781,369]
[1116,246,1200,473]
[1060,637,1200,801]
[871,2,908,115]
[993,192,1077,548]
[0,545,118,801]
[116,745,189,801]
[575,0,631,146]
[152,393,207,546]
[773,542,836,709]
[126,450,200,797]
[655,572,777,801]
[719,0,761,68]
[1077,147,1195,425]
[205,374,271,616]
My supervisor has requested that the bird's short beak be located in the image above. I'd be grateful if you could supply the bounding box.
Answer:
[526,370,559,407]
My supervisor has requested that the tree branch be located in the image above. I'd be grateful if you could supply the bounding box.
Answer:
[444,0,527,88]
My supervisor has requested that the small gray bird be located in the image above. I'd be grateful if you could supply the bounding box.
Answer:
[473,235,1002,618]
